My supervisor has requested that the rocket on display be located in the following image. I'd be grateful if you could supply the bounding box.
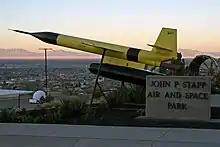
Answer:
[10,27,179,85]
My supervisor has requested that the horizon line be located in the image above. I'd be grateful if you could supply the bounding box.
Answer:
[0,58,100,60]
[0,57,198,60]
[0,56,100,60]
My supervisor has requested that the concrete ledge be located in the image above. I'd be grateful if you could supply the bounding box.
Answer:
[136,116,220,122]
[0,123,166,141]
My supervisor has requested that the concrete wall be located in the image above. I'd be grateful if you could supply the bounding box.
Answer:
[211,94,220,107]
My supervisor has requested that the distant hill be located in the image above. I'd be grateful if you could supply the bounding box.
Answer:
[179,49,220,58]
[0,48,219,59]
[0,48,99,59]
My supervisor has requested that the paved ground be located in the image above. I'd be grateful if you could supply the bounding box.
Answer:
[0,123,219,147]
[0,135,79,147]
[1,135,216,147]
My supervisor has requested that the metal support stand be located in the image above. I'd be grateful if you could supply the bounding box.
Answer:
[121,81,125,89]
[18,94,20,109]
[89,49,106,109]
[97,83,107,99]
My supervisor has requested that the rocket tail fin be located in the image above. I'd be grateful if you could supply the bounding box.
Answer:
[148,27,177,59]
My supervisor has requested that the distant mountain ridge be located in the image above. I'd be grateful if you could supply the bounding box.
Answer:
[179,49,220,58]
[0,48,99,59]
[0,48,219,59]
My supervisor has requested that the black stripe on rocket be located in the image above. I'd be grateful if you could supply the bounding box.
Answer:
[126,48,141,62]
[31,32,59,45]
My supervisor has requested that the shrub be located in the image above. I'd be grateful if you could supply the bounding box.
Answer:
[0,92,138,124]
[0,108,17,122]
[125,85,145,104]
[106,84,146,108]
[0,97,85,123]
[59,98,87,119]
[93,89,103,99]
[38,95,55,104]
[38,100,61,109]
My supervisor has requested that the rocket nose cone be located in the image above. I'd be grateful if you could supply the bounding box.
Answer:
[8,29,31,35]
[9,28,59,45]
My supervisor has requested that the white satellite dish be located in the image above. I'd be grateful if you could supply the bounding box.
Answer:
[32,90,46,101]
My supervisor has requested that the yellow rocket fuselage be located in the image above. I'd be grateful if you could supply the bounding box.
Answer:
[56,34,175,67]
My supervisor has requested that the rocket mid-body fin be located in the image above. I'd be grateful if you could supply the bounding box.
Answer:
[103,56,147,69]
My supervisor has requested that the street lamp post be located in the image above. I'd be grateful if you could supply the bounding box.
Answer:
[39,48,52,94]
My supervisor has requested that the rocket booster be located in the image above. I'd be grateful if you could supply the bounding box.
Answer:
[89,63,165,86]
[10,28,177,67]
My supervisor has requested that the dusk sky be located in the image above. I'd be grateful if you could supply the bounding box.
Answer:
[1,0,220,54]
